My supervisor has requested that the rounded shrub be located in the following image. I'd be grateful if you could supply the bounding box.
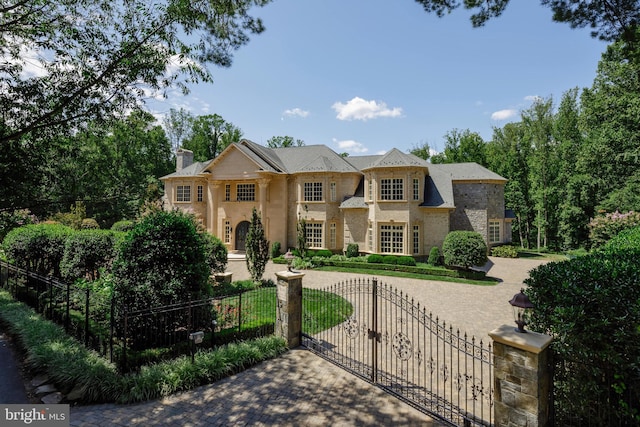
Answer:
[345,243,359,258]
[367,254,384,264]
[81,218,100,229]
[427,246,441,266]
[491,245,518,258]
[442,231,488,269]
[397,256,416,266]
[315,249,333,258]
[202,232,228,274]
[382,255,397,265]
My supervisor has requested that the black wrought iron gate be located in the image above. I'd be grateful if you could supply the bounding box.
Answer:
[302,278,493,427]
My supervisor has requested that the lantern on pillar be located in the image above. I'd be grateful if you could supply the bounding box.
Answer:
[509,288,534,333]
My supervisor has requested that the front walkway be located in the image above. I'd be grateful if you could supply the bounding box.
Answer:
[70,349,439,426]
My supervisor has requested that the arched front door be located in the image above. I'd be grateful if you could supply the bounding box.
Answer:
[235,221,250,251]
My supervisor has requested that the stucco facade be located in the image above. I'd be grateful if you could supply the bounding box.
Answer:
[161,140,512,256]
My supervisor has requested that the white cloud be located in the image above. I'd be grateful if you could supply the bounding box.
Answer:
[491,109,518,121]
[332,96,402,121]
[282,108,309,118]
[524,95,542,102]
[333,138,368,153]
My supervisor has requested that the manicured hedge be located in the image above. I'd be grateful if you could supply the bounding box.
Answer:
[525,236,640,425]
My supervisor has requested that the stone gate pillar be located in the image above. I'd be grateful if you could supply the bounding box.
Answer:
[275,270,304,348]
[489,325,553,427]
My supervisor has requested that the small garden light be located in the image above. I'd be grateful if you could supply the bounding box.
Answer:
[509,288,534,333]
[284,250,294,272]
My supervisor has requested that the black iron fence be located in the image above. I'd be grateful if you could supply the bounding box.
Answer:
[0,260,276,372]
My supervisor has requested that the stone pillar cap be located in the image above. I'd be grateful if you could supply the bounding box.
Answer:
[489,324,553,354]
[275,270,306,280]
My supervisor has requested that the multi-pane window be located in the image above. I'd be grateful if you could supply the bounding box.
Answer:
[489,220,501,243]
[413,178,420,201]
[304,182,323,201]
[329,223,336,249]
[197,185,204,202]
[330,182,336,202]
[368,226,373,251]
[176,185,191,202]
[225,184,230,201]
[237,183,255,201]
[224,220,231,244]
[413,225,420,254]
[380,224,404,253]
[380,178,404,200]
[306,222,323,248]
[368,180,373,201]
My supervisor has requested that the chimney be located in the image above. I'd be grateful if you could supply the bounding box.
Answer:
[176,148,194,172]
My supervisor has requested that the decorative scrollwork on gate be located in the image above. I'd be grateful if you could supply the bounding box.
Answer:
[392,332,413,360]
[343,315,359,339]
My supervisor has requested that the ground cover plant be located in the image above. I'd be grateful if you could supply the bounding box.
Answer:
[0,289,288,404]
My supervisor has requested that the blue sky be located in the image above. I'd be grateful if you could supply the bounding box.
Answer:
[148,0,608,156]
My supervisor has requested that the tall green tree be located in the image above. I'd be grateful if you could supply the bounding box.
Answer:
[163,108,194,154]
[409,140,431,161]
[430,129,486,165]
[0,0,271,145]
[522,97,559,250]
[486,122,534,247]
[37,110,173,226]
[580,35,640,215]
[412,0,640,45]
[267,136,305,148]
[182,114,243,161]
[245,208,270,283]
[554,88,592,249]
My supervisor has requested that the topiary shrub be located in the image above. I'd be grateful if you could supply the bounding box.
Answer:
[315,249,333,258]
[382,255,397,265]
[442,231,488,269]
[245,208,270,283]
[345,243,359,258]
[367,254,384,264]
[397,256,416,266]
[427,247,441,266]
[202,232,228,274]
[526,244,640,426]
[491,245,518,258]
[270,241,281,259]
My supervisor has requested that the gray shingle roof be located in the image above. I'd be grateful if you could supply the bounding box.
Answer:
[339,196,368,209]
[347,149,429,170]
[429,162,507,182]
[272,145,360,173]
[160,161,211,179]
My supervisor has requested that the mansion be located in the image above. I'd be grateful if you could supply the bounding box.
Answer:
[161,139,512,257]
